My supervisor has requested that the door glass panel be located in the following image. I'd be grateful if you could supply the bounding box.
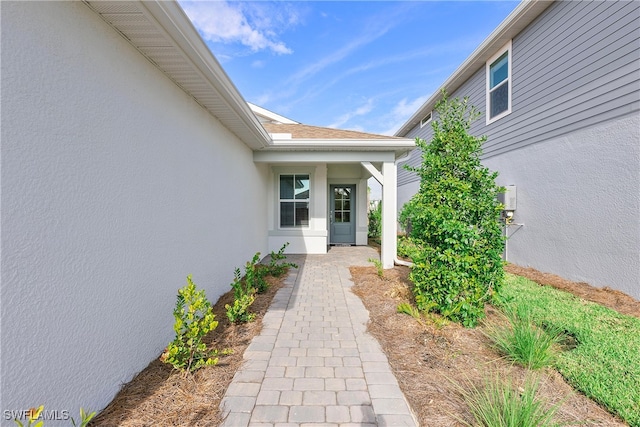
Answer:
[333,186,352,224]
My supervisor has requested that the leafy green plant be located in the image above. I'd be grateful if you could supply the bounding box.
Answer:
[266,242,298,278]
[455,373,564,427]
[14,406,43,427]
[225,293,256,323]
[245,252,269,294]
[484,307,563,369]
[368,201,382,238]
[397,236,421,261]
[368,257,384,278]
[400,92,505,327]
[14,406,96,427]
[226,264,257,323]
[161,275,219,372]
[70,408,96,427]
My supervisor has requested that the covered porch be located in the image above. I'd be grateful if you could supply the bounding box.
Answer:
[252,116,414,269]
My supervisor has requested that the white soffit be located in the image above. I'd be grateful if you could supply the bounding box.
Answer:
[83,0,271,150]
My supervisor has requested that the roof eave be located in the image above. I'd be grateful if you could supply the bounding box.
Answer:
[85,0,271,150]
[394,0,554,137]
[264,138,416,158]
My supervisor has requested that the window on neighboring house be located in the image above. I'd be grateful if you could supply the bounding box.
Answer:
[420,111,432,128]
[279,174,310,227]
[486,41,512,124]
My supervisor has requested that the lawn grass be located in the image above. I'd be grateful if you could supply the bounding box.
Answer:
[498,274,640,426]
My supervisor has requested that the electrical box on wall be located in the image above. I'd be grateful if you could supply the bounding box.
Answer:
[499,185,517,211]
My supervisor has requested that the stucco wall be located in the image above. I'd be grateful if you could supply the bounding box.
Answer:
[484,114,639,299]
[1,1,268,420]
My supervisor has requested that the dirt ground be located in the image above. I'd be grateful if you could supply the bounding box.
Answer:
[91,274,286,427]
[350,265,629,426]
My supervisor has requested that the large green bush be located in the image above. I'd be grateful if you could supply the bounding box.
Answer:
[401,93,504,327]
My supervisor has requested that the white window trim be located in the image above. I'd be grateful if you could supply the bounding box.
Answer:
[485,40,512,125]
[278,173,311,230]
[420,111,432,128]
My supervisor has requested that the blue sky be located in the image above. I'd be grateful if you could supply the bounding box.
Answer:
[178,1,519,136]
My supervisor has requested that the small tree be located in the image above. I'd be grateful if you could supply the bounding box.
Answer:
[401,92,504,327]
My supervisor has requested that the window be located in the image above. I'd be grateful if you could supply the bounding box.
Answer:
[486,41,512,124]
[420,111,432,128]
[279,174,309,227]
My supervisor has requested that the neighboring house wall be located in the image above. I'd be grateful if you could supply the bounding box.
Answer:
[398,0,640,298]
[2,1,268,418]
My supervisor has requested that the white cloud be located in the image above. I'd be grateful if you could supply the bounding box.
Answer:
[327,99,375,129]
[378,95,429,136]
[179,1,295,54]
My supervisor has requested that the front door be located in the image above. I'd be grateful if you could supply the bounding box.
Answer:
[330,185,356,245]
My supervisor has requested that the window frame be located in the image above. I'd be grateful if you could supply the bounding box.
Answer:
[485,40,512,125]
[420,111,432,128]
[278,173,310,229]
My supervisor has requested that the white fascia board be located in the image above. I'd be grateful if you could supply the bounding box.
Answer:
[132,1,272,149]
[254,151,397,163]
[267,138,415,150]
[394,0,554,137]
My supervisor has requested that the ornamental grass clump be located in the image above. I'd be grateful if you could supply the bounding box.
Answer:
[400,92,505,327]
[162,275,220,372]
[456,373,564,427]
[484,307,563,370]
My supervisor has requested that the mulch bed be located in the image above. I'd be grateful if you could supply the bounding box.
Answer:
[91,274,286,426]
[350,265,628,426]
[91,257,637,426]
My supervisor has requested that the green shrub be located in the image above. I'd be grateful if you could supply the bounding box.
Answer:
[226,266,257,322]
[368,201,382,238]
[245,252,269,294]
[162,275,219,372]
[484,307,563,369]
[397,236,421,261]
[225,293,256,323]
[401,92,505,327]
[266,242,298,278]
[456,373,564,427]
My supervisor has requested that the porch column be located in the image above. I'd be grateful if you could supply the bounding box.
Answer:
[381,161,397,269]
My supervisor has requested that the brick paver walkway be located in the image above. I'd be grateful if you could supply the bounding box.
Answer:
[220,246,418,426]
